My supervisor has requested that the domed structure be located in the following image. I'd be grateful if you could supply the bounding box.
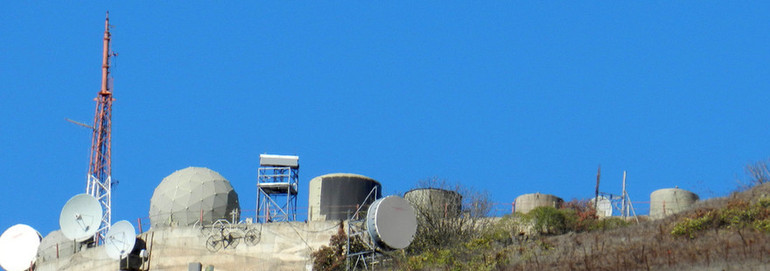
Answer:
[37,230,76,263]
[149,167,240,228]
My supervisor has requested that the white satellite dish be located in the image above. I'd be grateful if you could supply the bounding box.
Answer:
[0,224,42,271]
[105,220,136,260]
[366,195,417,250]
[60,193,103,242]
[591,196,613,217]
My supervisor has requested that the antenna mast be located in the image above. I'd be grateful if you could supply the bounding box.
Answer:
[86,11,114,244]
[621,171,627,218]
[594,165,601,211]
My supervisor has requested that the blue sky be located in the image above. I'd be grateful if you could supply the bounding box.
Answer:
[2,2,770,240]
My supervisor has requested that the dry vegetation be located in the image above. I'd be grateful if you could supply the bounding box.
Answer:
[503,182,770,271]
[312,162,770,271]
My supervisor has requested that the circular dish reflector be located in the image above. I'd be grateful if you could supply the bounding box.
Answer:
[596,197,613,217]
[59,194,103,241]
[366,196,417,250]
[0,224,42,271]
[105,220,136,260]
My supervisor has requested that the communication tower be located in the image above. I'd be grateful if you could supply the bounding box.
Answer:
[256,154,299,222]
[86,12,116,243]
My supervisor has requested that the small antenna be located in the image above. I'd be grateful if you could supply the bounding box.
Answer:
[66,118,95,130]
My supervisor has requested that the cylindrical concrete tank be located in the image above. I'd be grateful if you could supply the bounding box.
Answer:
[650,188,698,219]
[404,188,462,218]
[514,193,564,214]
[37,230,76,263]
[308,173,382,221]
[149,167,240,228]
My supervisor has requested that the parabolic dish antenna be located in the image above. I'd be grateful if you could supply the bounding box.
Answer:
[591,196,613,217]
[60,193,103,242]
[105,220,136,260]
[0,224,42,271]
[366,195,417,250]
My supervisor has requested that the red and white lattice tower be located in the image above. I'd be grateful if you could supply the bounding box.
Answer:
[86,12,115,244]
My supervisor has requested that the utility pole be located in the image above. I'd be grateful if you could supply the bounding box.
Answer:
[594,165,601,211]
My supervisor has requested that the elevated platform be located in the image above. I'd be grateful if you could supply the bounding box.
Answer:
[257,182,298,195]
[257,154,300,222]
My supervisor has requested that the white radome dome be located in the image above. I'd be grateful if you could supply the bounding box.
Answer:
[149,167,239,228]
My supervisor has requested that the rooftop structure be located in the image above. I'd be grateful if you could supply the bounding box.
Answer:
[256,154,300,223]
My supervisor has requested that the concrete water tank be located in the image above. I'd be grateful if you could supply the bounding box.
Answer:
[308,173,382,221]
[149,167,240,228]
[514,193,564,214]
[650,188,698,219]
[404,188,462,218]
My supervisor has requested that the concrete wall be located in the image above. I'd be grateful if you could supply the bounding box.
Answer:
[36,221,340,271]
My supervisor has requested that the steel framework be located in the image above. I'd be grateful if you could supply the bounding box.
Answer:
[598,171,639,223]
[86,12,115,244]
[345,186,380,271]
[256,163,299,223]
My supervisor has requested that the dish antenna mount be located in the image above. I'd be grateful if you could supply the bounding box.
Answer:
[105,220,136,260]
[0,224,42,271]
[59,193,103,242]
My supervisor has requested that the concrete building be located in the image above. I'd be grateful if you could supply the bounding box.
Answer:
[35,221,340,271]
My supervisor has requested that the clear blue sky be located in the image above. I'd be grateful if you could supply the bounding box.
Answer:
[2,2,769,240]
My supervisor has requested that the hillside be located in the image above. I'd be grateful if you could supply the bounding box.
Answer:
[354,183,770,271]
[502,182,770,271]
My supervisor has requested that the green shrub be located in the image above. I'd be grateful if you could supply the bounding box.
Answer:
[482,214,524,244]
[405,249,456,270]
[672,198,770,238]
[753,218,770,233]
[590,217,630,231]
[757,197,770,208]
[523,206,569,235]
[672,214,715,238]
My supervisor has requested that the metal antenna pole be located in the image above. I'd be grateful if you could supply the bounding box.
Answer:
[621,171,627,218]
[86,11,115,244]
